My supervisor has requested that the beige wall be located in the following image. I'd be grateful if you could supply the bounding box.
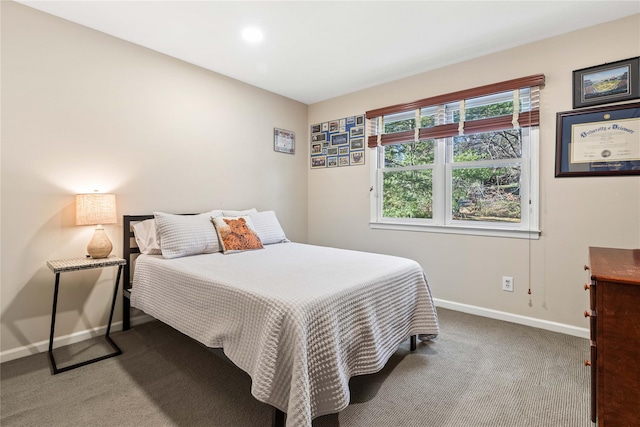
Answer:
[308,14,640,330]
[1,2,308,356]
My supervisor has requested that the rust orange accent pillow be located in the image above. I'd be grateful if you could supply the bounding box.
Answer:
[212,216,264,254]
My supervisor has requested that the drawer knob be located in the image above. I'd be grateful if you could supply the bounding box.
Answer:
[584,310,593,318]
[584,283,590,291]
[584,265,590,271]
[584,359,591,366]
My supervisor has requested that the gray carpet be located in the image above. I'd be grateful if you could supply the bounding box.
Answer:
[1,308,592,426]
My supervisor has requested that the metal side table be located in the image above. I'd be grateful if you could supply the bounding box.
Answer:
[46,256,126,375]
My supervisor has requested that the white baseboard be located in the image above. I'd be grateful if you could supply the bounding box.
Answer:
[433,298,589,339]
[0,314,154,364]
[2,302,588,364]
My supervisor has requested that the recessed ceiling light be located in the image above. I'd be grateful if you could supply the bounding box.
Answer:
[242,27,263,43]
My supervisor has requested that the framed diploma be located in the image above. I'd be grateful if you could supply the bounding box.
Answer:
[274,128,295,154]
[555,103,640,177]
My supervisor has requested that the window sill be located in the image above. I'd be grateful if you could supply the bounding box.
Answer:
[369,221,541,240]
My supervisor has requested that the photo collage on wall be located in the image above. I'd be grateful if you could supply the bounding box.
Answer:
[310,115,365,168]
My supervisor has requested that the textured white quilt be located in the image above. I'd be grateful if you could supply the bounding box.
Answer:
[131,242,439,427]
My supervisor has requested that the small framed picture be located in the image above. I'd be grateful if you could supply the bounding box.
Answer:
[350,127,364,137]
[350,151,365,165]
[274,128,295,154]
[338,156,350,167]
[327,147,338,156]
[311,143,323,155]
[573,57,639,109]
[327,157,338,167]
[311,156,327,169]
[355,115,365,126]
[338,146,349,155]
[311,133,326,143]
[350,138,364,150]
[311,124,321,133]
[331,133,348,145]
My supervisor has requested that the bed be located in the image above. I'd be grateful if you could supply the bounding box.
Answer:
[122,211,439,427]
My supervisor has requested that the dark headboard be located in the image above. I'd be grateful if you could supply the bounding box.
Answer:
[122,214,153,330]
[122,213,199,330]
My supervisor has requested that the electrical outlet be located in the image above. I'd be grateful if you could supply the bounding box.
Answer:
[502,276,514,292]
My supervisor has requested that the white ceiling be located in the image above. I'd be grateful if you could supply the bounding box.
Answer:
[18,1,640,104]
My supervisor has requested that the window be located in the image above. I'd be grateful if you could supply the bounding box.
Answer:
[367,75,544,239]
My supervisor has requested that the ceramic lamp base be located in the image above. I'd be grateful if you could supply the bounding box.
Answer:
[87,226,113,259]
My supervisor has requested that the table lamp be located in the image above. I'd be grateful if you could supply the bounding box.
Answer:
[76,192,117,258]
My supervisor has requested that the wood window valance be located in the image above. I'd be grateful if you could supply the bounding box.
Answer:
[366,74,544,148]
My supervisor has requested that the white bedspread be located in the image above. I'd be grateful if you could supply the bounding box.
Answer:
[131,242,439,427]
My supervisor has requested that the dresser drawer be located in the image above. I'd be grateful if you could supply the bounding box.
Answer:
[583,270,597,423]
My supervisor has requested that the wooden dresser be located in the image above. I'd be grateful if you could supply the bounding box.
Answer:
[584,247,640,426]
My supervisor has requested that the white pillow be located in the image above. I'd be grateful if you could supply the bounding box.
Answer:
[222,208,257,217]
[154,211,220,259]
[249,210,289,245]
[132,219,162,255]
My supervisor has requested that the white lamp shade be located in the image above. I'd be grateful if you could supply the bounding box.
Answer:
[76,193,117,226]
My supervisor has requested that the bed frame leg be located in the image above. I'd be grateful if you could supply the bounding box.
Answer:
[123,296,131,331]
[272,408,285,427]
[410,334,417,351]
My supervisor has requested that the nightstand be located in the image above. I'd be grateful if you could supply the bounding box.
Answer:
[46,256,126,375]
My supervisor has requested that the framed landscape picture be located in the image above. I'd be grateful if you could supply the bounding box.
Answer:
[573,57,639,109]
